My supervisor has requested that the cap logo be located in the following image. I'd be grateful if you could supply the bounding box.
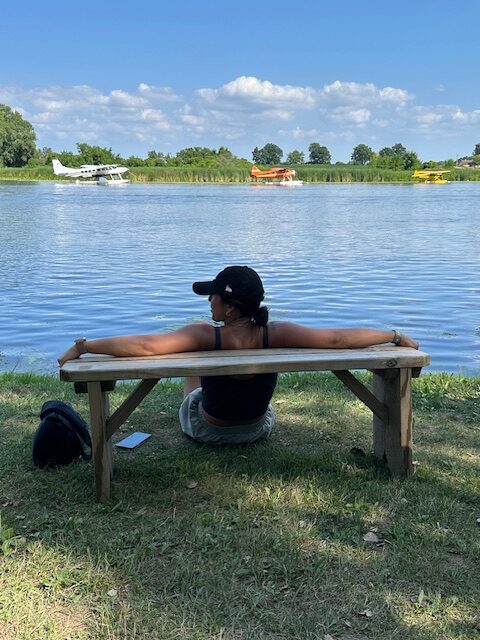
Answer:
[225,285,233,293]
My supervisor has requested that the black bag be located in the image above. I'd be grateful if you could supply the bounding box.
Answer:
[33,400,92,468]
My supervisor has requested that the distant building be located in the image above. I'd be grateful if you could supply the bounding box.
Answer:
[456,157,475,167]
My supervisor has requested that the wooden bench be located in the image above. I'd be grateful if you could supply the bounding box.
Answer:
[59,344,430,501]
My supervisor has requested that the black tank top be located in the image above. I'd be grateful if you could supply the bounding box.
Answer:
[200,325,278,421]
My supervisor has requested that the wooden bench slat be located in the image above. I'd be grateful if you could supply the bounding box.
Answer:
[60,346,429,382]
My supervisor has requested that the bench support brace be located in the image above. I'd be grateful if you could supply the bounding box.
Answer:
[333,370,388,423]
[106,379,160,440]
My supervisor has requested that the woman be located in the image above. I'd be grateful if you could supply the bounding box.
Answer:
[58,265,419,445]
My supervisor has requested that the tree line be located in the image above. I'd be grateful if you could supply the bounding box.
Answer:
[1,102,479,171]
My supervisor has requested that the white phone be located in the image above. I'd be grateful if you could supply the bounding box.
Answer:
[115,432,151,449]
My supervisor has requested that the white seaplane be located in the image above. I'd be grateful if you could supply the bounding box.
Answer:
[52,158,130,185]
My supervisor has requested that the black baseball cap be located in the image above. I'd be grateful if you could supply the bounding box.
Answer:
[193,266,264,305]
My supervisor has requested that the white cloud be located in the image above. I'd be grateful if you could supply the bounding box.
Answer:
[197,76,316,108]
[320,80,414,107]
[329,107,371,125]
[413,105,480,127]
[0,76,478,160]
[108,90,147,107]
[138,83,181,101]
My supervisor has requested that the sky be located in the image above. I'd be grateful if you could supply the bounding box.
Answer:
[1,1,479,163]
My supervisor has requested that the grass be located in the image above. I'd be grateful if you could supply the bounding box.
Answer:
[0,371,479,639]
[2,165,480,183]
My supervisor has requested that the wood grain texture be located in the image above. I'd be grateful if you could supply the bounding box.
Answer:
[372,369,413,477]
[60,346,429,382]
[88,382,112,502]
[333,370,388,423]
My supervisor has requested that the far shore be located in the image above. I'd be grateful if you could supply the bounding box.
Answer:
[2,165,480,184]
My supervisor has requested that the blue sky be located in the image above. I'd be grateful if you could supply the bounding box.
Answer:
[1,1,479,162]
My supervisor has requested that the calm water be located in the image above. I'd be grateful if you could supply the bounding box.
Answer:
[1,181,479,374]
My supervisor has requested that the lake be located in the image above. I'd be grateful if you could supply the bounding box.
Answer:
[1,181,479,374]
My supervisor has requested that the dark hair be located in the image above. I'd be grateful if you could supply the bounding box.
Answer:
[221,296,269,326]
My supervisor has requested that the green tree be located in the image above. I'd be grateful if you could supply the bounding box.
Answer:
[379,146,395,158]
[473,143,480,156]
[28,146,54,166]
[351,144,373,165]
[308,142,331,164]
[374,143,416,170]
[0,104,36,167]
[391,143,407,157]
[252,143,283,165]
[286,150,304,164]
[76,143,122,165]
[125,156,146,167]
[252,146,262,163]
[403,151,421,170]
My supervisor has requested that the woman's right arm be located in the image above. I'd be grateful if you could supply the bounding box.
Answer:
[58,324,214,366]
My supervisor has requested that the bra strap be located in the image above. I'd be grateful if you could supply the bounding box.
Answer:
[262,324,269,348]
[214,326,222,350]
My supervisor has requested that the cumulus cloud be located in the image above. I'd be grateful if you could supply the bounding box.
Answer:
[329,107,371,126]
[413,105,480,127]
[138,83,182,101]
[320,80,414,107]
[0,75,478,158]
[1,83,181,150]
[197,76,316,109]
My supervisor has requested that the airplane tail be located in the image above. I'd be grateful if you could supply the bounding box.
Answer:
[52,158,68,175]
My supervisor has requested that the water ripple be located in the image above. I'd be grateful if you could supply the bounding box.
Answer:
[1,182,479,374]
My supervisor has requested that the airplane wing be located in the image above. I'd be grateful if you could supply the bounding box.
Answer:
[80,164,118,170]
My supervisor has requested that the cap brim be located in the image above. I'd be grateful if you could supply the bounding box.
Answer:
[192,280,217,295]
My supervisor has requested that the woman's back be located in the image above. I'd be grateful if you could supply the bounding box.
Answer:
[200,324,277,421]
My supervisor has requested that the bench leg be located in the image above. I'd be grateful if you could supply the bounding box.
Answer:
[88,381,112,502]
[372,369,413,478]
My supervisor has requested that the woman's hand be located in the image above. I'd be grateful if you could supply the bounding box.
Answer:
[398,333,419,349]
[58,344,81,367]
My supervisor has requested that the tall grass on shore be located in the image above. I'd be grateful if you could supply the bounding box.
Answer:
[2,165,480,183]
[0,371,479,639]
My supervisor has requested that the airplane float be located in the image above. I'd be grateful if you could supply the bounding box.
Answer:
[52,158,130,185]
[250,165,303,186]
[412,169,450,184]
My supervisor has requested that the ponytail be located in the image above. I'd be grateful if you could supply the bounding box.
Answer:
[221,295,269,326]
[252,305,269,326]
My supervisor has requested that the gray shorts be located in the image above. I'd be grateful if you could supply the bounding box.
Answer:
[179,387,275,445]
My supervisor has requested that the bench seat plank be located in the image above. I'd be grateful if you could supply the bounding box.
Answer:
[60,345,429,382]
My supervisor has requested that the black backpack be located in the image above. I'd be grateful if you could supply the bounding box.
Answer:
[33,400,92,468]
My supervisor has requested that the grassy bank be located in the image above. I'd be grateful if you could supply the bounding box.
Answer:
[1,371,479,639]
[2,165,480,183]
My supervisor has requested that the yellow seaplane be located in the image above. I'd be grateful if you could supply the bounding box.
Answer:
[412,169,450,184]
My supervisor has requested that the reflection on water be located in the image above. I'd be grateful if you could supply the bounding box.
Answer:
[1,182,479,374]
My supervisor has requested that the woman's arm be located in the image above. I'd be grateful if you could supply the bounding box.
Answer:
[58,324,214,366]
[270,322,419,349]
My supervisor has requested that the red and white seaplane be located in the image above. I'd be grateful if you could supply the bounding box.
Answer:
[250,165,303,186]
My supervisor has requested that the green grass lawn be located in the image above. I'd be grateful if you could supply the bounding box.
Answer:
[0,372,479,639]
